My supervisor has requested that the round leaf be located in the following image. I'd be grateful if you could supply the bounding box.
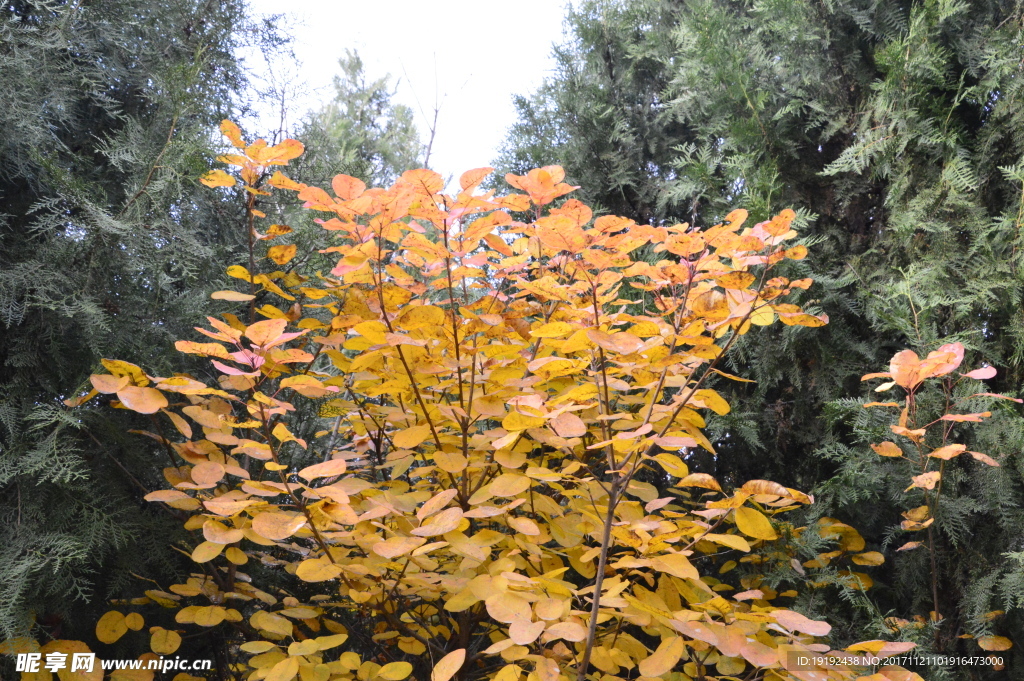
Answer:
[96,610,128,644]
[150,627,181,655]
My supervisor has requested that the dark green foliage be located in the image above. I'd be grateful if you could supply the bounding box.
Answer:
[297,50,422,189]
[0,0,279,642]
[499,0,1024,670]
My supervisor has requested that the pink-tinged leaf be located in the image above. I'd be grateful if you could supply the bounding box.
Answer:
[962,365,997,380]
[921,342,964,377]
[244,319,288,347]
[968,451,1000,467]
[971,392,1024,403]
[897,541,923,552]
[940,412,991,423]
[211,360,258,377]
[773,610,831,636]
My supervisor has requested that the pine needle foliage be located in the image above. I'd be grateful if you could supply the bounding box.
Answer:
[0,0,282,643]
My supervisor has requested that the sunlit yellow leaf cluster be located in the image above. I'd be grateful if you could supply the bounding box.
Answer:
[49,121,925,681]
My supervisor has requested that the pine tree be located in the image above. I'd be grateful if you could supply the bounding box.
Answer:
[0,0,281,645]
[498,0,1024,667]
[297,50,422,189]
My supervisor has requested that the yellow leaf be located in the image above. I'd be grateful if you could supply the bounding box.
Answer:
[220,120,245,148]
[412,507,464,537]
[871,441,903,457]
[694,389,730,415]
[268,244,297,265]
[211,290,255,301]
[252,511,306,541]
[978,635,1012,651]
[851,551,885,566]
[397,305,445,330]
[96,611,128,644]
[490,473,531,497]
[378,662,413,681]
[929,444,966,460]
[298,458,347,481]
[418,489,459,520]
[509,619,545,645]
[393,425,432,449]
[508,517,540,536]
[678,473,722,492]
[150,628,181,655]
[200,169,236,188]
[749,305,775,326]
[431,649,466,681]
[716,272,755,289]
[124,613,144,631]
[531,321,573,338]
[735,507,777,540]
[116,386,168,414]
[226,265,252,281]
[373,536,426,559]
[295,557,343,582]
[192,540,225,561]
[907,471,941,491]
[435,449,468,473]
[704,533,750,552]
[502,411,545,431]
[649,553,699,580]
[193,606,227,627]
[265,657,300,681]
[637,636,685,677]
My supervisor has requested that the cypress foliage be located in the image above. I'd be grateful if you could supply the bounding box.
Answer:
[498,0,1024,668]
[0,0,280,642]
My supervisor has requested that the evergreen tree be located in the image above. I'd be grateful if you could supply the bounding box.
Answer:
[0,0,281,645]
[498,0,1024,668]
[297,50,422,189]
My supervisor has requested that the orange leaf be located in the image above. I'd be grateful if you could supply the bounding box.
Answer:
[459,167,493,191]
[220,120,245,148]
[266,138,304,164]
[332,174,366,200]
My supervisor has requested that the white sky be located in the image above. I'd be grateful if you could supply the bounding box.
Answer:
[245,0,572,185]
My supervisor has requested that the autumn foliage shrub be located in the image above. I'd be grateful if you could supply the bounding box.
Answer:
[26,122,926,681]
